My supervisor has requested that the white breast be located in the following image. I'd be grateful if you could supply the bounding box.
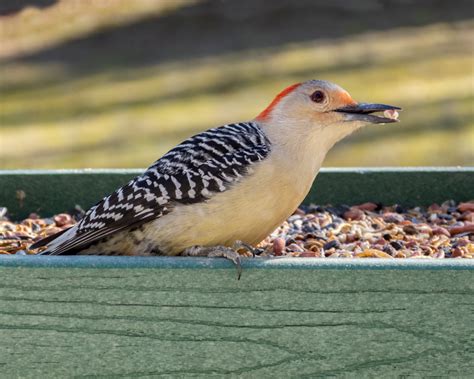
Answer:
[143,151,320,254]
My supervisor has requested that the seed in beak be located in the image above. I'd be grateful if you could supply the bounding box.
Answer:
[383,109,399,120]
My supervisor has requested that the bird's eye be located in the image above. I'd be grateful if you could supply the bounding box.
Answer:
[310,90,325,103]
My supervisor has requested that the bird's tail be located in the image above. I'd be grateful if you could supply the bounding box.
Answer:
[30,226,77,255]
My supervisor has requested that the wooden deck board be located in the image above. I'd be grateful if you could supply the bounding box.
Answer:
[1,265,472,377]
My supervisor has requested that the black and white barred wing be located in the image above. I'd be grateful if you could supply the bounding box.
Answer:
[35,122,271,255]
[32,178,167,254]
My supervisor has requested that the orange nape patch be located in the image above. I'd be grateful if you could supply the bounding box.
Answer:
[256,83,302,121]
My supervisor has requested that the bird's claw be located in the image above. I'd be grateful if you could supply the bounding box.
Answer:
[232,240,258,257]
[214,249,242,280]
[183,245,243,280]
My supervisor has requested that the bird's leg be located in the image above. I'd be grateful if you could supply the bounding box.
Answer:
[183,242,258,280]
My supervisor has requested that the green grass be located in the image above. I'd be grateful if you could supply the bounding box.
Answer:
[0,1,473,168]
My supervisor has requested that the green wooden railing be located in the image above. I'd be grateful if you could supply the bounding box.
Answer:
[1,167,473,220]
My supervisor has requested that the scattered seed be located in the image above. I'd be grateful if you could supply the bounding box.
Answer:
[272,237,286,256]
[448,223,474,237]
[263,200,473,259]
[53,213,74,227]
[353,202,379,212]
[356,249,393,259]
[383,109,399,120]
[343,208,365,221]
[1,201,473,259]
[458,202,474,213]
[383,212,404,224]
[389,241,404,250]
[403,224,418,235]
[432,226,451,237]
[323,240,340,250]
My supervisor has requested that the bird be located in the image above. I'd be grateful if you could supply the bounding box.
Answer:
[31,80,400,277]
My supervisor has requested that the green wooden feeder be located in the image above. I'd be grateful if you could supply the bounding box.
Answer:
[0,168,473,377]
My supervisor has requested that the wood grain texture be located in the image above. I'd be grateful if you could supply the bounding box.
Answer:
[1,266,473,377]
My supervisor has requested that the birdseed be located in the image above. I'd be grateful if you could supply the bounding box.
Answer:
[0,200,472,258]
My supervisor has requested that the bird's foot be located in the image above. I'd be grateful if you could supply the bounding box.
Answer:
[183,241,256,280]
[232,240,258,257]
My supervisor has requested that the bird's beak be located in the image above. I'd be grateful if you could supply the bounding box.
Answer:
[334,103,401,124]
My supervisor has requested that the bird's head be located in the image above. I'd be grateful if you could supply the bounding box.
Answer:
[255,80,400,144]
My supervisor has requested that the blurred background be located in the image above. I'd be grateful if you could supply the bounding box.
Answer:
[0,0,473,169]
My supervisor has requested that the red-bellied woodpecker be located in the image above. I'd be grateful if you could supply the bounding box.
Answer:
[32,80,400,276]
